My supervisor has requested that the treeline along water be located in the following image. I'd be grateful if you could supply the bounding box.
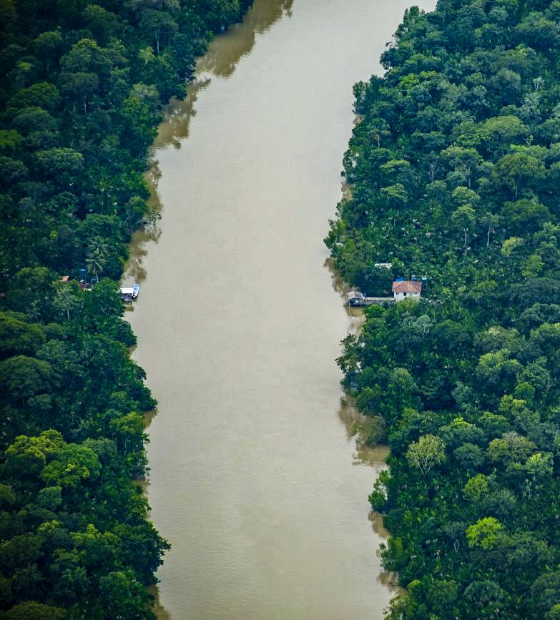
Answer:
[327,1,560,618]
[0,0,253,618]
[125,1,434,618]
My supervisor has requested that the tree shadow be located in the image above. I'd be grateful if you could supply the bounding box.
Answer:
[123,3,295,616]
[124,0,294,290]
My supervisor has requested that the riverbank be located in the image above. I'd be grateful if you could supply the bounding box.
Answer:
[0,2,255,617]
[328,1,560,618]
[123,1,434,618]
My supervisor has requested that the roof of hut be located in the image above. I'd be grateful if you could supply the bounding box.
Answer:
[392,281,422,294]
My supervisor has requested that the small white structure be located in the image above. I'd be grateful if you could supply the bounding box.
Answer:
[347,291,365,306]
[374,262,392,269]
[119,283,140,303]
[392,280,422,302]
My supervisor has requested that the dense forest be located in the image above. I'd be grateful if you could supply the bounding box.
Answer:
[326,0,560,617]
[0,0,251,617]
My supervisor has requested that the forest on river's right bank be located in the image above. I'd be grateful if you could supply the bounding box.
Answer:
[327,0,560,618]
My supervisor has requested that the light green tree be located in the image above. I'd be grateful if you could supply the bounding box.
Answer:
[466,517,503,550]
[406,434,446,475]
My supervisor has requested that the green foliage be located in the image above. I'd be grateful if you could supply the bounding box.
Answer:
[406,434,446,475]
[329,0,560,617]
[4,602,66,619]
[0,0,252,616]
[466,517,503,550]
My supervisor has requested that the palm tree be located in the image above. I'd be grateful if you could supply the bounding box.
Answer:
[86,237,110,283]
[370,120,390,147]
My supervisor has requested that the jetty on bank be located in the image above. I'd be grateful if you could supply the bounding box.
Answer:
[347,276,426,307]
[347,291,394,307]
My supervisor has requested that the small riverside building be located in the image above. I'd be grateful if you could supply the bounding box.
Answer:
[347,276,426,307]
[392,280,422,302]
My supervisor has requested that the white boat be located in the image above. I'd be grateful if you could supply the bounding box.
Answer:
[119,283,140,302]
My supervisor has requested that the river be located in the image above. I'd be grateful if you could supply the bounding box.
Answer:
[124,1,434,618]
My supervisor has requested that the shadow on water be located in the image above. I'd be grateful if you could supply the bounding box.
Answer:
[328,227,401,596]
[325,256,365,332]
[154,0,294,150]
[370,508,403,595]
[125,0,293,290]
[124,161,162,285]
[148,585,171,620]
[125,222,162,286]
[125,1,294,616]
[337,400,403,598]
[202,0,293,78]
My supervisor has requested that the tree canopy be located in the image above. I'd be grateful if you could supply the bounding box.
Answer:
[328,0,560,617]
[0,0,253,616]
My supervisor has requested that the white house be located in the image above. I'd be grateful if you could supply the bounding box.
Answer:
[392,280,422,302]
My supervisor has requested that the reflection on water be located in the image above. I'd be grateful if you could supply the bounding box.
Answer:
[125,161,162,285]
[148,585,171,620]
[129,3,296,617]
[369,512,404,596]
[126,0,293,287]
[123,0,436,617]
[338,401,389,465]
[126,225,162,285]
[338,400,402,598]
[326,257,365,331]
[198,0,294,79]
[154,0,294,150]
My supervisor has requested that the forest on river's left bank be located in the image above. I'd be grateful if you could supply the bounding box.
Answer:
[0,1,252,617]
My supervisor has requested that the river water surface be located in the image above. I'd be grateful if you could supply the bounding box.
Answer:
[125,1,434,618]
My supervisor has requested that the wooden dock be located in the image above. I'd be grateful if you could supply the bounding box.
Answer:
[347,292,394,307]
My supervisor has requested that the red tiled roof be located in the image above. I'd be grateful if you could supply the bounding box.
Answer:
[392,281,422,294]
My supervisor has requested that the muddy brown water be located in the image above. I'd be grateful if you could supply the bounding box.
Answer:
[124,1,435,618]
